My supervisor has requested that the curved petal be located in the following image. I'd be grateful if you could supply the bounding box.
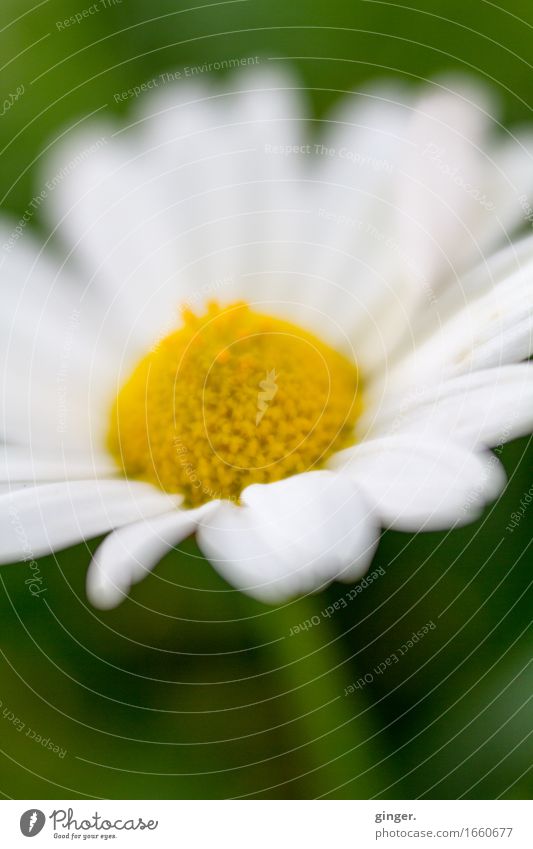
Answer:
[0,479,179,564]
[197,471,378,602]
[364,364,533,452]
[330,436,506,531]
[41,119,181,354]
[0,445,116,482]
[86,500,219,609]
[391,75,499,285]
[472,128,533,257]
[0,223,119,452]
[381,235,533,393]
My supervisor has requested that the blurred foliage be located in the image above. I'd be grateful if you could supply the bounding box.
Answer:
[0,0,532,799]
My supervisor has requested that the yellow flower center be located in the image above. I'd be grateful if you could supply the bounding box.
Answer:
[108,302,362,507]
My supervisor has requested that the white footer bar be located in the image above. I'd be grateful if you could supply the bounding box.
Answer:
[1,799,530,847]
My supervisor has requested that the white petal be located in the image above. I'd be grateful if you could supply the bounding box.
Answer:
[472,129,533,257]
[392,75,499,283]
[301,81,418,359]
[308,81,412,288]
[0,223,118,452]
[136,67,312,301]
[0,445,116,482]
[197,471,378,601]
[330,436,506,531]
[365,364,533,451]
[41,120,181,350]
[384,235,533,392]
[86,501,218,609]
[0,480,179,564]
[43,69,316,351]
[301,77,512,371]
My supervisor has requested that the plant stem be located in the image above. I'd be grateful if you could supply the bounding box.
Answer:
[249,593,388,798]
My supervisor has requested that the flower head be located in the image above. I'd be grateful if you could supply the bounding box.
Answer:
[1,68,532,608]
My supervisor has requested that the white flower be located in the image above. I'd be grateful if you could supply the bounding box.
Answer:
[1,68,532,609]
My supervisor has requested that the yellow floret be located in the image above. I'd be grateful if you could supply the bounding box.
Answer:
[108,301,363,506]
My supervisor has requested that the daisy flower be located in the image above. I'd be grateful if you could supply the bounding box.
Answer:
[1,68,532,609]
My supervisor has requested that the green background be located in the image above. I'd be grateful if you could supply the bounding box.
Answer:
[0,0,531,799]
